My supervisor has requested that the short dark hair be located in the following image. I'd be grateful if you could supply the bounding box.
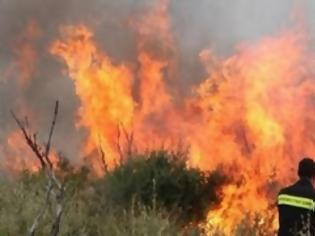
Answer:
[298,158,315,178]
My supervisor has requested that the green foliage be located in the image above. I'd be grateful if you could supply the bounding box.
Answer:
[0,150,276,236]
[60,199,186,236]
[99,150,227,223]
[0,153,201,236]
[0,171,47,235]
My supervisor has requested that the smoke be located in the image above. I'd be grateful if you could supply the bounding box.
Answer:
[0,0,315,159]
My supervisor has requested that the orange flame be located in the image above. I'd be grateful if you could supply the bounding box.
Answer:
[196,31,315,233]
[2,131,40,173]
[48,1,315,233]
[50,25,135,174]
[1,130,60,174]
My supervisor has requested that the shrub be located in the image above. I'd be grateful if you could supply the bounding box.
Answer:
[98,150,227,223]
[0,168,195,236]
[0,150,228,235]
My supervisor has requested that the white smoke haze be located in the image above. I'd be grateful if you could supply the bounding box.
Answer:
[0,0,315,160]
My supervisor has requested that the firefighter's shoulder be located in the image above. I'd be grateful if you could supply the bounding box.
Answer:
[279,179,315,200]
[278,183,295,196]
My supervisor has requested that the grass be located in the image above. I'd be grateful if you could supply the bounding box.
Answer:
[0,151,279,236]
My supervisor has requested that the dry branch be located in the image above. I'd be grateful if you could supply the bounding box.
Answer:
[49,183,65,236]
[11,101,66,236]
[29,181,53,236]
[44,101,59,169]
[11,111,46,168]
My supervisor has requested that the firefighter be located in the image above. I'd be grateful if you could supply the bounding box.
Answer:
[277,157,315,236]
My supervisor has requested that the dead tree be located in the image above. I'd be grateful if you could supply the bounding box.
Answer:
[11,101,66,236]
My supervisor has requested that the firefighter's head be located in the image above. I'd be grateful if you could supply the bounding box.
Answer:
[298,157,315,179]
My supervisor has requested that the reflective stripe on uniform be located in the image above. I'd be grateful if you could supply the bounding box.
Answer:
[278,194,315,211]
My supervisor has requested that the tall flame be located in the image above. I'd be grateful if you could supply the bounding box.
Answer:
[194,30,315,233]
[47,0,315,233]
[50,25,135,173]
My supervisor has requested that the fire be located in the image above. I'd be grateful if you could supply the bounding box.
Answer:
[195,31,315,234]
[1,130,60,174]
[131,0,179,149]
[50,0,178,170]
[50,25,135,173]
[1,131,39,173]
[52,22,315,234]
[3,0,315,234]
[50,0,315,232]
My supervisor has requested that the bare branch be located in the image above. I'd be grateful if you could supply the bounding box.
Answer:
[11,110,46,169]
[29,181,53,236]
[49,186,65,236]
[11,101,66,236]
[44,101,59,169]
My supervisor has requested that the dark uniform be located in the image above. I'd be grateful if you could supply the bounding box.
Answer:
[278,178,315,236]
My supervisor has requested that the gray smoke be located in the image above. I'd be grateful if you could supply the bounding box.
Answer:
[0,0,314,159]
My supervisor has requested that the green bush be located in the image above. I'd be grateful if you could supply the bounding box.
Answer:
[3,151,272,236]
[0,162,279,236]
[0,169,197,236]
[98,150,227,223]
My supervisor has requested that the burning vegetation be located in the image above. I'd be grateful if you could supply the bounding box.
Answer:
[1,0,315,235]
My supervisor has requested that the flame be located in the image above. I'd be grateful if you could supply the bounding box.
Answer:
[2,131,40,173]
[1,130,60,174]
[29,0,315,233]
[3,1,315,233]
[132,0,179,148]
[50,0,179,169]
[193,30,315,234]
[50,25,135,174]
